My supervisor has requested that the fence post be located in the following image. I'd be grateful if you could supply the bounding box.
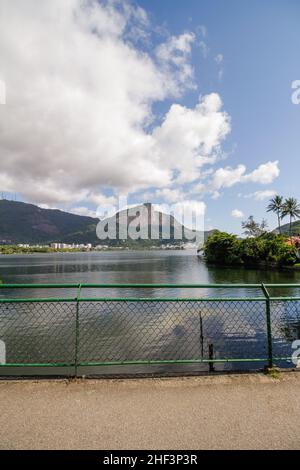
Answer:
[199,312,204,359]
[208,343,215,372]
[261,283,273,369]
[74,284,82,378]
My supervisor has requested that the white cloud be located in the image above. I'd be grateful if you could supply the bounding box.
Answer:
[210,161,280,192]
[155,32,196,90]
[243,189,277,201]
[155,188,183,203]
[211,165,246,190]
[153,93,231,185]
[87,193,117,207]
[0,0,281,212]
[243,161,280,184]
[0,0,231,206]
[231,209,244,219]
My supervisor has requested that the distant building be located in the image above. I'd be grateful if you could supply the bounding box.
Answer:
[50,242,92,250]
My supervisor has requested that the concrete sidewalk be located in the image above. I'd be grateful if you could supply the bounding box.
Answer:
[0,372,299,450]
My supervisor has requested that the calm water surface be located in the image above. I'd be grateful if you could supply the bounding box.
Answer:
[0,249,300,297]
[0,250,299,375]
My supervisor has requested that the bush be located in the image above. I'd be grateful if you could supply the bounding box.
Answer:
[203,231,298,267]
[204,231,242,265]
[275,244,298,266]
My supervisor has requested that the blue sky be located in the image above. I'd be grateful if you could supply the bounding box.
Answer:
[0,0,299,234]
[136,0,300,232]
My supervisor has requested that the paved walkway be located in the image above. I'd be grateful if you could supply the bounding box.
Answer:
[0,372,299,449]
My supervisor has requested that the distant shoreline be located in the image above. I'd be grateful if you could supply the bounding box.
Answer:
[0,246,191,255]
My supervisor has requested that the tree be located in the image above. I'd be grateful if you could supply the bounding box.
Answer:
[267,195,283,234]
[204,231,241,265]
[204,231,297,267]
[281,197,300,237]
[241,216,268,237]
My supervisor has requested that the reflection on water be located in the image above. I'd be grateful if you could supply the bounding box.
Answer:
[1,250,300,297]
[0,250,299,375]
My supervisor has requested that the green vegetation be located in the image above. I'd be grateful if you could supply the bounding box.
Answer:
[0,245,83,255]
[267,195,284,234]
[279,220,300,236]
[204,194,300,268]
[265,368,281,379]
[268,195,300,236]
[204,231,297,267]
[0,199,98,244]
[281,197,300,236]
[241,216,268,237]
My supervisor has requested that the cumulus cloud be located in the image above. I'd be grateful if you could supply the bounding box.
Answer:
[211,165,246,190]
[152,93,231,184]
[210,161,279,191]
[0,0,280,211]
[243,161,280,185]
[0,0,231,206]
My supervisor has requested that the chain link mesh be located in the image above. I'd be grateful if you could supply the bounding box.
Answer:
[0,297,299,373]
[270,300,300,359]
[0,302,76,364]
[78,300,268,363]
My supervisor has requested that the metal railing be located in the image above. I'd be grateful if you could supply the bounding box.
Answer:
[0,283,299,375]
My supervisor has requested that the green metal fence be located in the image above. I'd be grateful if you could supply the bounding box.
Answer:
[0,283,299,376]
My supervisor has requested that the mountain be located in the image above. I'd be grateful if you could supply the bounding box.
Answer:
[0,200,97,244]
[0,200,213,246]
[274,220,300,236]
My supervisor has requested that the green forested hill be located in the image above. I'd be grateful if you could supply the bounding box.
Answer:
[274,220,300,235]
[0,200,98,244]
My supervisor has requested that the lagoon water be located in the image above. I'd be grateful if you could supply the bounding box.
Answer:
[1,249,300,292]
[0,250,299,375]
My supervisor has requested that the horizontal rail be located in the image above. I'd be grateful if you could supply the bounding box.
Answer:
[267,297,300,301]
[0,297,268,303]
[0,284,79,289]
[78,297,267,302]
[0,363,74,367]
[0,357,296,368]
[1,283,299,303]
[1,282,299,289]
[0,298,76,303]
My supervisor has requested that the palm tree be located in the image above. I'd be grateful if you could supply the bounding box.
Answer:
[281,197,300,237]
[267,195,283,234]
